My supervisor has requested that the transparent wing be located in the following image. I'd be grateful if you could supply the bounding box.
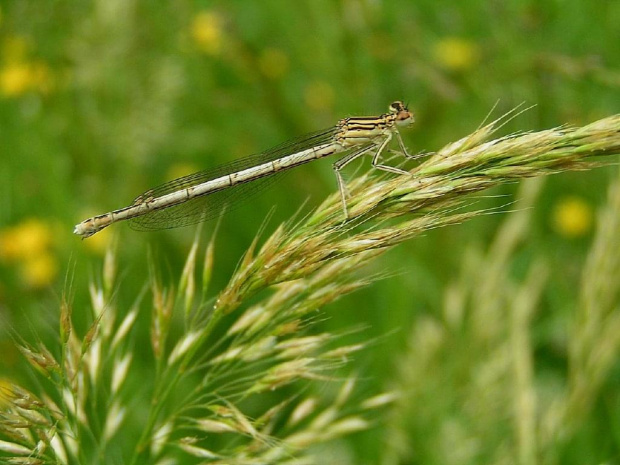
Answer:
[129,126,338,231]
[129,173,285,231]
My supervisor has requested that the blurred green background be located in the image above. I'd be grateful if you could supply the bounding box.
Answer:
[0,0,619,463]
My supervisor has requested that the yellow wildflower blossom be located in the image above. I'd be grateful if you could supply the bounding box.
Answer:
[0,218,53,262]
[432,37,480,71]
[0,36,54,97]
[191,11,223,55]
[552,196,593,238]
[0,63,33,97]
[0,218,58,287]
[0,61,53,97]
[20,252,58,289]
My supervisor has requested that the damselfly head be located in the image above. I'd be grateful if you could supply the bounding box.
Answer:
[389,101,415,127]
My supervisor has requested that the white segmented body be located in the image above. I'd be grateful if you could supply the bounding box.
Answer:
[74,102,415,238]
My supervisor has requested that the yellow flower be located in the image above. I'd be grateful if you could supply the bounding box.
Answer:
[191,11,223,55]
[0,61,53,97]
[0,219,58,287]
[303,81,335,112]
[20,252,58,289]
[0,218,53,262]
[0,63,33,97]
[432,37,480,71]
[0,36,54,97]
[258,48,289,80]
[552,196,593,238]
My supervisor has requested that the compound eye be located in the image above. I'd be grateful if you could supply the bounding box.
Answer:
[389,101,404,113]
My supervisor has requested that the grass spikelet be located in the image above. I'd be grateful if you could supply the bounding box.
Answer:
[560,176,620,439]
[1,112,618,463]
[201,233,216,295]
[1,231,385,463]
[383,172,620,464]
[179,229,200,317]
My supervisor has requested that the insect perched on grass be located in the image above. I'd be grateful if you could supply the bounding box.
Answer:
[74,101,415,238]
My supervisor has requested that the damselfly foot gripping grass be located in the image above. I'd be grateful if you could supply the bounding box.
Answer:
[74,101,415,238]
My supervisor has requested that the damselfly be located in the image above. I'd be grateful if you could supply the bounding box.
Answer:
[74,101,415,238]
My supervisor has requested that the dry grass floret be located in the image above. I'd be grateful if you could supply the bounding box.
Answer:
[1,111,618,463]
